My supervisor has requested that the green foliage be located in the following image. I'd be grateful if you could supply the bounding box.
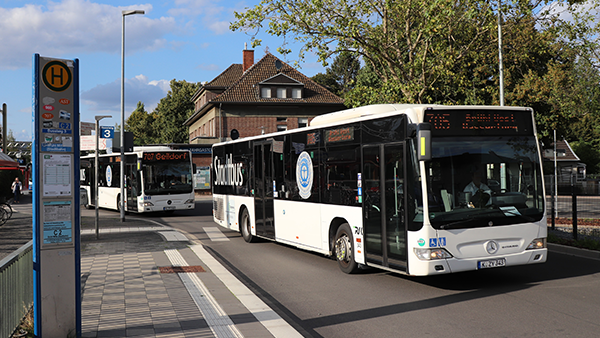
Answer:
[151,80,200,144]
[231,0,600,143]
[311,72,339,94]
[125,102,156,146]
[232,0,501,103]
[355,62,382,88]
[126,80,200,145]
[311,51,360,97]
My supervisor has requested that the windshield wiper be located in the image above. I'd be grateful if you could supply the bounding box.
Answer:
[439,218,476,230]
[438,208,535,230]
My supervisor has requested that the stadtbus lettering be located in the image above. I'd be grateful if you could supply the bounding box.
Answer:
[214,154,243,186]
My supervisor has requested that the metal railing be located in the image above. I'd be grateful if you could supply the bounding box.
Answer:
[545,172,600,243]
[0,240,33,338]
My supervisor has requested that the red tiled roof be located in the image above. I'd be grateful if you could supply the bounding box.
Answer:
[211,53,344,104]
[205,64,243,89]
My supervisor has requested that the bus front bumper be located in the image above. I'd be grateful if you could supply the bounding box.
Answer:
[141,198,195,212]
[410,249,547,275]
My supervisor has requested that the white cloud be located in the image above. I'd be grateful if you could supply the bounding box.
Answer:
[81,74,169,120]
[168,0,235,34]
[0,0,177,70]
[540,1,600,24]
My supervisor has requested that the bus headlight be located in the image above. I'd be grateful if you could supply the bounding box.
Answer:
[526,238,546,250]
[144,201,154,207]
[184,199,195,204]
[414,248,453,260]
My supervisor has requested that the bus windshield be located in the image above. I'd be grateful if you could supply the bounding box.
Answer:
[143,159,193,195]
[425,136,544,229]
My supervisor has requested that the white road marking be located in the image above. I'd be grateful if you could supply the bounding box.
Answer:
[204,227,230,241]
[158,231,189,241]
[190,245,303,338]
[164,249,243,338]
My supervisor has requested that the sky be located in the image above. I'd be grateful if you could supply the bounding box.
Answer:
[0,0,327,141]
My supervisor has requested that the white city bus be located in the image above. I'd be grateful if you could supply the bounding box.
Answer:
[212,104,547,275]
[81,147,195,213]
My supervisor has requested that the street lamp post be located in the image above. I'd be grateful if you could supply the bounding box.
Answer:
[121,9,144,222]
[95,115,111,239]
[1,103,7,153]
[497,0,504,106]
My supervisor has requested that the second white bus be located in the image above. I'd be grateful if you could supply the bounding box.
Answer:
[81,147,195,213]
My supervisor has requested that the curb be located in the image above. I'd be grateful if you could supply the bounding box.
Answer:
[547,243,600,261]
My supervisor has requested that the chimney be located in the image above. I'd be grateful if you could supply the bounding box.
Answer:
[243,44,254,72]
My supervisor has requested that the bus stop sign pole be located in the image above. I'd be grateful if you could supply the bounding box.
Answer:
[32,54,81,337]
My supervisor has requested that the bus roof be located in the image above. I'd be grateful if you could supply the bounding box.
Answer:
[309,104,531,127]
[213,104,532,147]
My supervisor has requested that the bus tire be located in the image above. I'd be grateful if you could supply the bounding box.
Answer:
[116,195,128,215]
[334,223,359,274]
[240,208,255,243]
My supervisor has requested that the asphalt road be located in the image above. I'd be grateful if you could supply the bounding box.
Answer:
[165,198,600,338]
[4,197,600,337]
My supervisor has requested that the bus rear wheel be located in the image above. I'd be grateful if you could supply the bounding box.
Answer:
[334,224,359,274]
[240,209,255,243]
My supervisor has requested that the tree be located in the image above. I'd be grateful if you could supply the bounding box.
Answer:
[150,80,200,144]
[232,0,600,139]
[311,72,339,95]
[232,0,505,103]
[125,101,156,146]
[312,51,360,97]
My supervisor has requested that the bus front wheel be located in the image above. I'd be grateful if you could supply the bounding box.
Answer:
[240,209,255,243]
[334,224,359,274]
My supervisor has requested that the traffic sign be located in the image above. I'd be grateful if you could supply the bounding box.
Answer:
[100,126,114,139]
[41,60,72,92]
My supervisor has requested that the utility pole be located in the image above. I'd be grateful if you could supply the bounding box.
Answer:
[1,103,7,153]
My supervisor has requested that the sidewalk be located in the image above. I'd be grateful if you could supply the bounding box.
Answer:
[6,197,298,338]
[78,220,287,338]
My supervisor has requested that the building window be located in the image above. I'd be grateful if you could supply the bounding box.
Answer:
[298,117,308,128]
[292,88,302,99]
[277,117,287,122]
[277,125,287,132]
[277,88,287,98]
[261,87,271,98]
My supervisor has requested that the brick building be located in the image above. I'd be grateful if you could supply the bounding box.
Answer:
[183,49,346,169]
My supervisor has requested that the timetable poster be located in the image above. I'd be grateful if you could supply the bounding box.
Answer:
[42,154,72,196]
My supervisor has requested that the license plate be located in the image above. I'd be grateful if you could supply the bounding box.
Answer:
[477,258,506,269]
[163,206,176,210]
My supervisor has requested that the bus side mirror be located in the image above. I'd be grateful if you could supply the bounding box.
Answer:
[417,123,431,161]
[407,124,417,138]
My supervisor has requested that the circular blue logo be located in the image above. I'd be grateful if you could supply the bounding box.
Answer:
[106,166,112,187]
[296,151,313,199]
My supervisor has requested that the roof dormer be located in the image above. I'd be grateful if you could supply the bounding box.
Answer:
[259,74,304,99]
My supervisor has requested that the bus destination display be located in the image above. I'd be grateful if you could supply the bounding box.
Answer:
[143,152,189,161]
[425,109,531,136]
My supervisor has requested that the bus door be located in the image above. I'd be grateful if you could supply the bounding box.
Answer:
[362,143,407,271]
[126,163,138,212]
[253,141,275,239]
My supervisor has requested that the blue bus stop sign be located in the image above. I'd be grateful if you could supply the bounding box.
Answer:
[100,126,114,139]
